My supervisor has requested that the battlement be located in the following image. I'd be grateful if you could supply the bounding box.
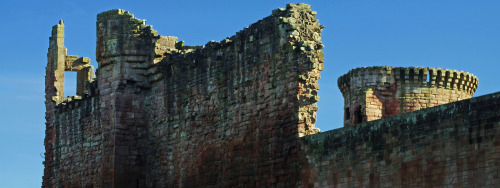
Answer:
[338,66,478,95]
[338,66,478,126]
[97,9,133,18]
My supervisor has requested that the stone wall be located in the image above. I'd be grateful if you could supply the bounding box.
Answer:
[44,3,324,187]
[50,96,102,186]
[44,20,99,187]
[299,91,500,187]
[338,66,478,126]
[141,3,322,186]
[140,4,322,187]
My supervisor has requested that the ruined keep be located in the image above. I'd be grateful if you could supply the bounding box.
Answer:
[338,66,478,126]
[44,4,500,188]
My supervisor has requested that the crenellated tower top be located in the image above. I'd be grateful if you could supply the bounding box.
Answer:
[338,66,478,127]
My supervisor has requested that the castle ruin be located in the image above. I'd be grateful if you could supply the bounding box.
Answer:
[44,4,500,187]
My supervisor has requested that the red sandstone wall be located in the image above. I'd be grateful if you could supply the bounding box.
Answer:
[50,97,103,186]
[300,92,500,187]
[96,9,158,187]
[142,4,323,187]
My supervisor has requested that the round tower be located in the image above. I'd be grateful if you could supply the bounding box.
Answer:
[338,66,478,127]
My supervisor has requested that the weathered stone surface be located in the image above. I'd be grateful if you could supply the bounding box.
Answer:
[44,4,322,187]
[300,92,500,187]
[43,4,500,188]
[338,66,478,126]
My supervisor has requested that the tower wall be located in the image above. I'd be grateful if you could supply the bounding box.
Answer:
[338,66,478,127]
[95,9,162,187]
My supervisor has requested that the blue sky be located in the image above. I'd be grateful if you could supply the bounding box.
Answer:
[0,0,499,187]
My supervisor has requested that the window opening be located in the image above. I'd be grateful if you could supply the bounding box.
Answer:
[64,71,77,97]
[354,106,363,124]
[344,108,350,120]
[426,70,431,83]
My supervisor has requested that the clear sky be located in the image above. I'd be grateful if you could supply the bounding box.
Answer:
[0,0,499,187]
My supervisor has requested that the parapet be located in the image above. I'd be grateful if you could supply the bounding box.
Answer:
[338,66,478,126]
[338,66,478,95]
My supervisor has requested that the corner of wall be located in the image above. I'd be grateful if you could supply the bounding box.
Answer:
[280,4,325,136]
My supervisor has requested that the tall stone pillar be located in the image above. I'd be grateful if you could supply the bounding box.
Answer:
[46,20,66,104]
[44,19,67,187]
